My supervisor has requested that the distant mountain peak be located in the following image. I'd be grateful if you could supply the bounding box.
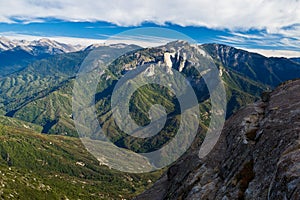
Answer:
[83,43,141,51]
[0,36,18,51]
[0,37,83,54]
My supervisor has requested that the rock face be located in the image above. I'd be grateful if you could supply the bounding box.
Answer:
[136,79,300,200]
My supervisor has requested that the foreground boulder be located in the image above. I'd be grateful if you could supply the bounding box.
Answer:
[136,79,300,200]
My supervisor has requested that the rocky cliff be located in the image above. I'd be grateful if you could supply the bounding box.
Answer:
[136,79,300,200]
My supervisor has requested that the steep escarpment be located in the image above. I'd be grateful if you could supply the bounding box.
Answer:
[202,44,300,87]
[136,79,300,200]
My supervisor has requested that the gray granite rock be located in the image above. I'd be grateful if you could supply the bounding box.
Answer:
[135,79,300,200]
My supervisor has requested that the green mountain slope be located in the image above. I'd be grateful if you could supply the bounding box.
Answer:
[12,80,76,136]
[202,44,300,87]
[2,42,300,151]
[0,50,88,114]
[0,124,161,199]
[0,115,42,132]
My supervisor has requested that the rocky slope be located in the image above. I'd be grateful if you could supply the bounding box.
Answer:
[136,79,300,200]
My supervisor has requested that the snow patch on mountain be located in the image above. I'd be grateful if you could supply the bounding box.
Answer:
[0,37,83,54]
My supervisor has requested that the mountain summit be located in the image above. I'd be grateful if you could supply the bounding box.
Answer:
[0,37,82,54]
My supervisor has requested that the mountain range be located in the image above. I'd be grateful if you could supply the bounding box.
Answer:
[0,38,300,199]
[0,37,82,53]
[0,37,83,77]
[1,40,299,137]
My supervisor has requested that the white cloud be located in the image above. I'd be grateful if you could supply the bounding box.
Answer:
[1,32,170,48]
[216,27,300,52]
[245,48,300,58]
[0,0,299,31]
[1,0,300,53]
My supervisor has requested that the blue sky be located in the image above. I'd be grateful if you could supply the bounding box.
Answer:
[0,0,299,57]
[0,20,233,44]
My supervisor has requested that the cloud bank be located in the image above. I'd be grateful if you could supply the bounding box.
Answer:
[1,0,299,32]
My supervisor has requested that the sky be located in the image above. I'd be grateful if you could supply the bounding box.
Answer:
[0,0,300,57]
